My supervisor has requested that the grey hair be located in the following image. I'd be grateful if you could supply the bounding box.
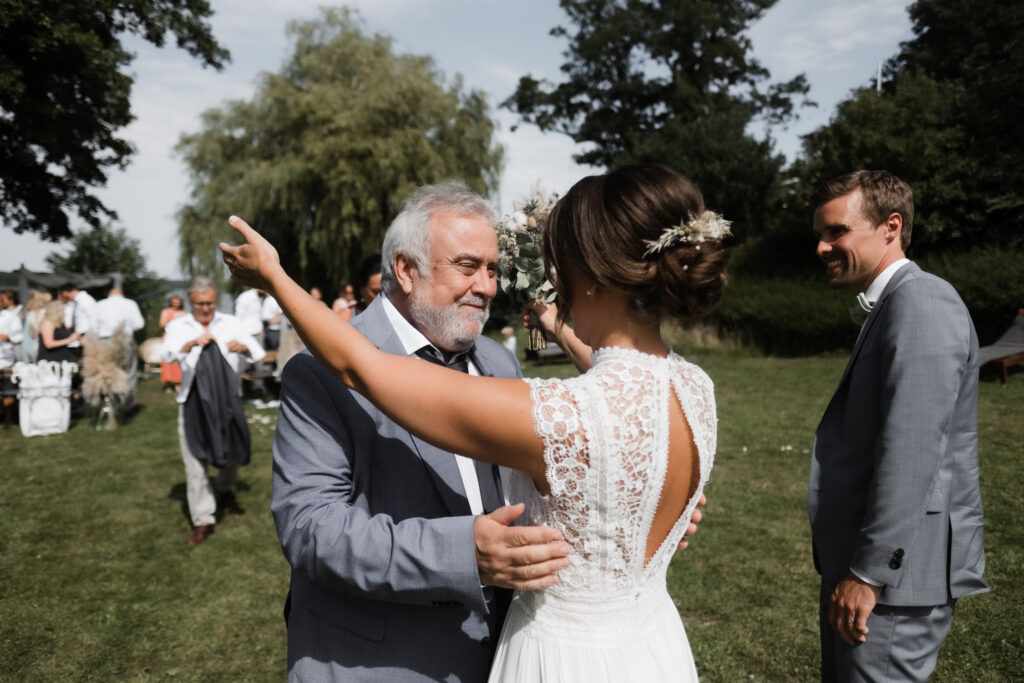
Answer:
[380,181,496,294]
[189,276,217,295]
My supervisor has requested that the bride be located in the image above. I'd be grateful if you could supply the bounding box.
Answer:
[222,163,729,682]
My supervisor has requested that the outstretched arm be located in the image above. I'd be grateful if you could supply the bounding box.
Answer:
[221,216,548,484]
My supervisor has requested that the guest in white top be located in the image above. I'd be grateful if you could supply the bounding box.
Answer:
[0,289,24,428]
[233,287,266,341]
[58,283,96,343]
[91,288,145,339]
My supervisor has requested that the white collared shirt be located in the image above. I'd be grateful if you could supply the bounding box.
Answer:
[91,294,145,338]
[261,295,283,331]
[862,258,910,303]
[380,295,489,515]
[64,290,96,334]
[161,311,265,403]
[234,289,265,336]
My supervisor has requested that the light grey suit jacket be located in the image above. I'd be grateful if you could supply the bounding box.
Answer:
[808,263,989,607]
[271,296,521,682]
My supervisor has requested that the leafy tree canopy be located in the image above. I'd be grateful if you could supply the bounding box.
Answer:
[0,0,228,242]
[176,8,504,292]
[44,224,165,315]
[503,0,811,240]
[797,0,1024,253]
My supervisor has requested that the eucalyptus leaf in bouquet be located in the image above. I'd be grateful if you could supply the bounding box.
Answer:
[496,186,559,351]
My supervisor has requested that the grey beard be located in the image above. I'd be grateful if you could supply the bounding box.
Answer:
[408,290,490,353]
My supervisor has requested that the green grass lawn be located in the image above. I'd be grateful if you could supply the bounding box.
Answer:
[1,351,1021,681]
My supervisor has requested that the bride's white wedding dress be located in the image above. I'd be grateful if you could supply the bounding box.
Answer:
[488,347,716,682]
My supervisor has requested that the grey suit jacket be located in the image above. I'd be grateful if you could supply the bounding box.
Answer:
[271,296,522,682]
[808,263,989,607]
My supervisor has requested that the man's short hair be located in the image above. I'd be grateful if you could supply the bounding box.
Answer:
[380,181,496,294]
[189,276,217,296]
[1,289,17,306]
[58,282,78,294]
[811,170,915,250]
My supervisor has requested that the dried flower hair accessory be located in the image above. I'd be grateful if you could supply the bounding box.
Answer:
[643,210,732,257]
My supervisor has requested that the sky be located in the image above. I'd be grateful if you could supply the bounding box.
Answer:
[3,0,913,279]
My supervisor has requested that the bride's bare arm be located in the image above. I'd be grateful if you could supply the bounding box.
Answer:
[526,301,593,372]
[221,216,548,485]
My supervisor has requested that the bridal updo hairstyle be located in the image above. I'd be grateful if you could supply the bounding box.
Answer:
[543,164,729,322]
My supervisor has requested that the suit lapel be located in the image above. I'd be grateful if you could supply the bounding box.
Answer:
[831,263,918,402]
[356,297,472,516]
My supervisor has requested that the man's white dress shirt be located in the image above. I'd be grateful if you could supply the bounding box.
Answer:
[261,295,283,332]
[234,289,265,337]
[162,311,265,404]
[91,294,145,338]
[380,295,493,515]
[64,290,97,334]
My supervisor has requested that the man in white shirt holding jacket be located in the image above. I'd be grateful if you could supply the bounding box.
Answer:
[163,276,264,546]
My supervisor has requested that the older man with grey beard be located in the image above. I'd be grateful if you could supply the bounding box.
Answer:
[270,182,572,682]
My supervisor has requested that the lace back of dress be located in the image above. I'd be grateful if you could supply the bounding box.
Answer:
[523,349,717,596]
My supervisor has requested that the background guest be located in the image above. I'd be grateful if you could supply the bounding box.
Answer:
[37,300,81,362]
[353,254,382,315]
[21,289,52,362]
[0,290,23,428]
[332,284,357,319]
[159,295,188,393]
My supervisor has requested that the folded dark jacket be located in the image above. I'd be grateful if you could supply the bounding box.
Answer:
[183,343,250,468]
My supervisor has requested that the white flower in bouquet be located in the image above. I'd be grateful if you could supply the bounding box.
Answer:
[496,185,560,351]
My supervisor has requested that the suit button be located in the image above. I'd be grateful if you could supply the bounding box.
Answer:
[894,548,905,558]
[889,558,902,569]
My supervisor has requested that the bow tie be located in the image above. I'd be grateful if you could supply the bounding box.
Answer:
[849,293,875,327]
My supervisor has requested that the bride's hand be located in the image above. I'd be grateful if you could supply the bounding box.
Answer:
[523,300,559,341]
[220,216,281,291]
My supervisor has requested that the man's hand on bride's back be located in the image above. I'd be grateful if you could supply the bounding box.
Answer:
[677,494,707,550]
[474,503,572,590]
[220,215,281,291]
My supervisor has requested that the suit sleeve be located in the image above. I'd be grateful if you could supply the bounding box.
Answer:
[270,353,488,611]
[849,278,972,586]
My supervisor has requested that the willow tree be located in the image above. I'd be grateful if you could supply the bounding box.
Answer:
[176,8,504,290]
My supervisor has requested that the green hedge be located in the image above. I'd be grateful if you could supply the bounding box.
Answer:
[715,247,1024,355]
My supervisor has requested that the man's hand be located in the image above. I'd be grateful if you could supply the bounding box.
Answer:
[474,503,571,590]
[226,340,249,355]
[828,572,883,645]
[677,494,707,550]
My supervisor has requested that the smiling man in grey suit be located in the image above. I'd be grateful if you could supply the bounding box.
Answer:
[271,182,573,682]
[808,170,989,681]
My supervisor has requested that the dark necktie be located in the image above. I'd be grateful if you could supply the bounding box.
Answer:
[415,345,504,514]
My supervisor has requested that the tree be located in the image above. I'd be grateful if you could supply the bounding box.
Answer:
[0,0,228,242]
[176,8,504,291]
[503,0,811,240]
[46,223,155,286]
[45,224,165,326]
[796,0,1024,252]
